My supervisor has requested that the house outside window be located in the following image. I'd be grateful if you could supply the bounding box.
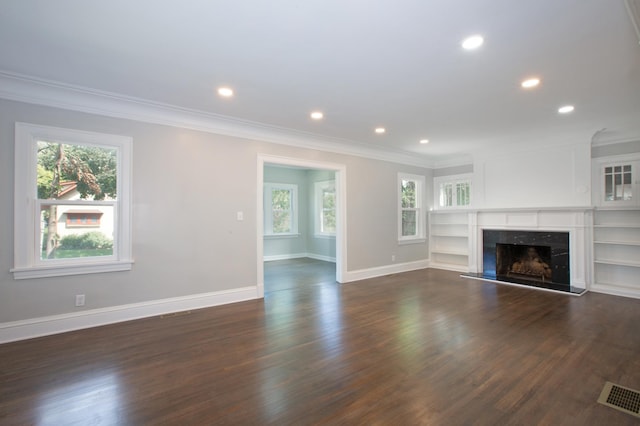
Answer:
[13,123,133,279]
[398,173,425,242]
[65,211,103,227]
[434,174,472,209]
[264,183,298,235]
[315,180,336,236]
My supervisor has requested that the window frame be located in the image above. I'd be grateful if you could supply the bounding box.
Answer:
[398,173,426,243]
[13,123,133,279]
[597,158,637,207]
[314,180,336,237]
[434,173,472,210]
[263,182,298,236]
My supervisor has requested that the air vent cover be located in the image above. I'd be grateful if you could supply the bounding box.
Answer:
[598,381,640,418]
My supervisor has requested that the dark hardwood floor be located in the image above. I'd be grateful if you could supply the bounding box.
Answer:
[1,260,639,425]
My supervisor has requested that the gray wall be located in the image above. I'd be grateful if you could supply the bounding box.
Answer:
[0,99,430,323]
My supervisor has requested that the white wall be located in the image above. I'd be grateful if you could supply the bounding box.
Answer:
[0,98,430,328]
[472,141,592,209]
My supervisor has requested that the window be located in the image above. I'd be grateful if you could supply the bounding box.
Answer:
[264,183,298,235]
[604,164,632,202]
[434,174,472,209]
[314,180,336,236]
[398,173,425,242]
[13,123,133,279]
[595,157,640,206]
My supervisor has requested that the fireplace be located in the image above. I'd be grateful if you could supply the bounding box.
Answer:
[496,244,552,282]
[480,229,576,293]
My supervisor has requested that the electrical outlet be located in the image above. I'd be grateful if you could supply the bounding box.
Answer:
[75,294,85,307]
[391,255,396,262]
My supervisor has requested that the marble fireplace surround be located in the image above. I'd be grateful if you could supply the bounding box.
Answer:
[466,208,591,293]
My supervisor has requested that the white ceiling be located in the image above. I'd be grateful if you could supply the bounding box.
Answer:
[1,0,639,164]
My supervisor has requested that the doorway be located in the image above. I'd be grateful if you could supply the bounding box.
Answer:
[257,155,347,298]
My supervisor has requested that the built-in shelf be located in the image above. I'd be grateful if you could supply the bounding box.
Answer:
[429,211,470,272]
[592,208,640,297]
[594,240,640,246]
[594,259,640,267]
[431,249,468,256]
[594,224,640,228]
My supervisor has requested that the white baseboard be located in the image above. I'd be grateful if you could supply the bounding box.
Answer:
[428,261,470,273]
[306,253,336,263]
[342,259,429,283]
[590,283,640,299]
[0,286,259,344]
[263,253,307,262]
[264,253,336,262]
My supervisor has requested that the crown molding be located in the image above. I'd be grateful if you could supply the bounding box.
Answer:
[590,135,640,147]
[0,70,435,169]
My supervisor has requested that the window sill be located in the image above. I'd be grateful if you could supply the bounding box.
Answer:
[11,260,134,280]
[398,238,426,246]
[264,233,301,239]
[313,233,336,239]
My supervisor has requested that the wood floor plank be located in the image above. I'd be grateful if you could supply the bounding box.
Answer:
[1,261,639,425]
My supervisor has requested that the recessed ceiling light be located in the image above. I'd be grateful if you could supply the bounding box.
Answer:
[420,139,429,144]
[217,87,234,97]
[521,78,541,89]
[558,105,575,114]
[310,111,324,120]
[462,35,484,50]
[375,127,386,134]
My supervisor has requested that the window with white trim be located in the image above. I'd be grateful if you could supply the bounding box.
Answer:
[434,174,472,209]
[264,183,298,235]
[314,180,336,236]
[604,163,633,202]
[13,123,133,279]
[398,173,425,242]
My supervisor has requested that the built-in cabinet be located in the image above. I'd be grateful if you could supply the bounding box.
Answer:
[592,208,640,297]
[429,211,469,271]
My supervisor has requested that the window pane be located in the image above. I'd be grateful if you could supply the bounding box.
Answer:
[272,210,291,233]
[402,210,417,236]
[40,205,114,260]
[272,189,291,210]
[37,141,118,201]
[401,180,416,208]
[321,188,336,233]
[272,189,291,233]
[322,209,336,233]
[440,183,454,207]
[456,182,470,206]
[605,174,613,201]
[323,188,335,209]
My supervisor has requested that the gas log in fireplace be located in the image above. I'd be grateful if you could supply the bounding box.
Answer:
[481,229,572,291]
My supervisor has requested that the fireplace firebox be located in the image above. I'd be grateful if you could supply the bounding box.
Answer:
[496,243,552,282]
[476,229,577,293]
